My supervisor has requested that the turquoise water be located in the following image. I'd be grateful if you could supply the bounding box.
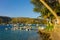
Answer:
[0,26,41,40]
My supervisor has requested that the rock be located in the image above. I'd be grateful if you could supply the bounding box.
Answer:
[38,30,52,40]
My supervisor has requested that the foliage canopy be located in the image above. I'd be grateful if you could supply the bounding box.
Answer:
[31,0,60,19]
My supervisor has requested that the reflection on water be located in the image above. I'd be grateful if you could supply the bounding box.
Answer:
[0,26,41,40]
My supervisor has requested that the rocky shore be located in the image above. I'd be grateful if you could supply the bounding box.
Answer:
[38,30,52,40]
[38,25,60,40]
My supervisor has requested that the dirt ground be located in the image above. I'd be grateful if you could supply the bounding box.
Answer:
[51,25,60,40]
[38,25,60,40]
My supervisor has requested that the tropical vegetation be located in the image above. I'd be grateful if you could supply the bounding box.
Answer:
[31,0,60,21]
[31,0,60,31]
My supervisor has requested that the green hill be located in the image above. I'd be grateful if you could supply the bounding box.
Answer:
[0,16,47,24]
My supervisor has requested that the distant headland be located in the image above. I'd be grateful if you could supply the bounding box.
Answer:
[0,16,47,24]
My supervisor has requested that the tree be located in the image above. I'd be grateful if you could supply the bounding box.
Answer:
[57,0,60,4]
[31,0,60,24]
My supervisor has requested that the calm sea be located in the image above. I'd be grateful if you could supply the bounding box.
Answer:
[0,25,41,40]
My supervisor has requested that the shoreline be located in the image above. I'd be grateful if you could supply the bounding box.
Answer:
[37,30,52,40]
[38,25,60,40]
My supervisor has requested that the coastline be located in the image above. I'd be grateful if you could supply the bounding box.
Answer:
[37,30,52,40]
[38,25,60,40]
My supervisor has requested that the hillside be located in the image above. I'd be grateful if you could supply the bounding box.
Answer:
[11,17,47,24]
[0,16,11,24]
[0,16,47,24]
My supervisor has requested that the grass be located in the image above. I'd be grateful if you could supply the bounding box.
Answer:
[45,23,54,31]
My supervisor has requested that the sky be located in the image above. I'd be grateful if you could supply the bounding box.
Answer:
[0,0,40,18]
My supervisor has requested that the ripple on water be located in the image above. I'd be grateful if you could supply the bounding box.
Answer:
[0,30,41,40]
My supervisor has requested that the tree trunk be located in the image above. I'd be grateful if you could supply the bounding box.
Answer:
[40,0,60,24]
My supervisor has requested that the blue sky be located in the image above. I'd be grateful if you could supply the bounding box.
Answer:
[0,0,40,18]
